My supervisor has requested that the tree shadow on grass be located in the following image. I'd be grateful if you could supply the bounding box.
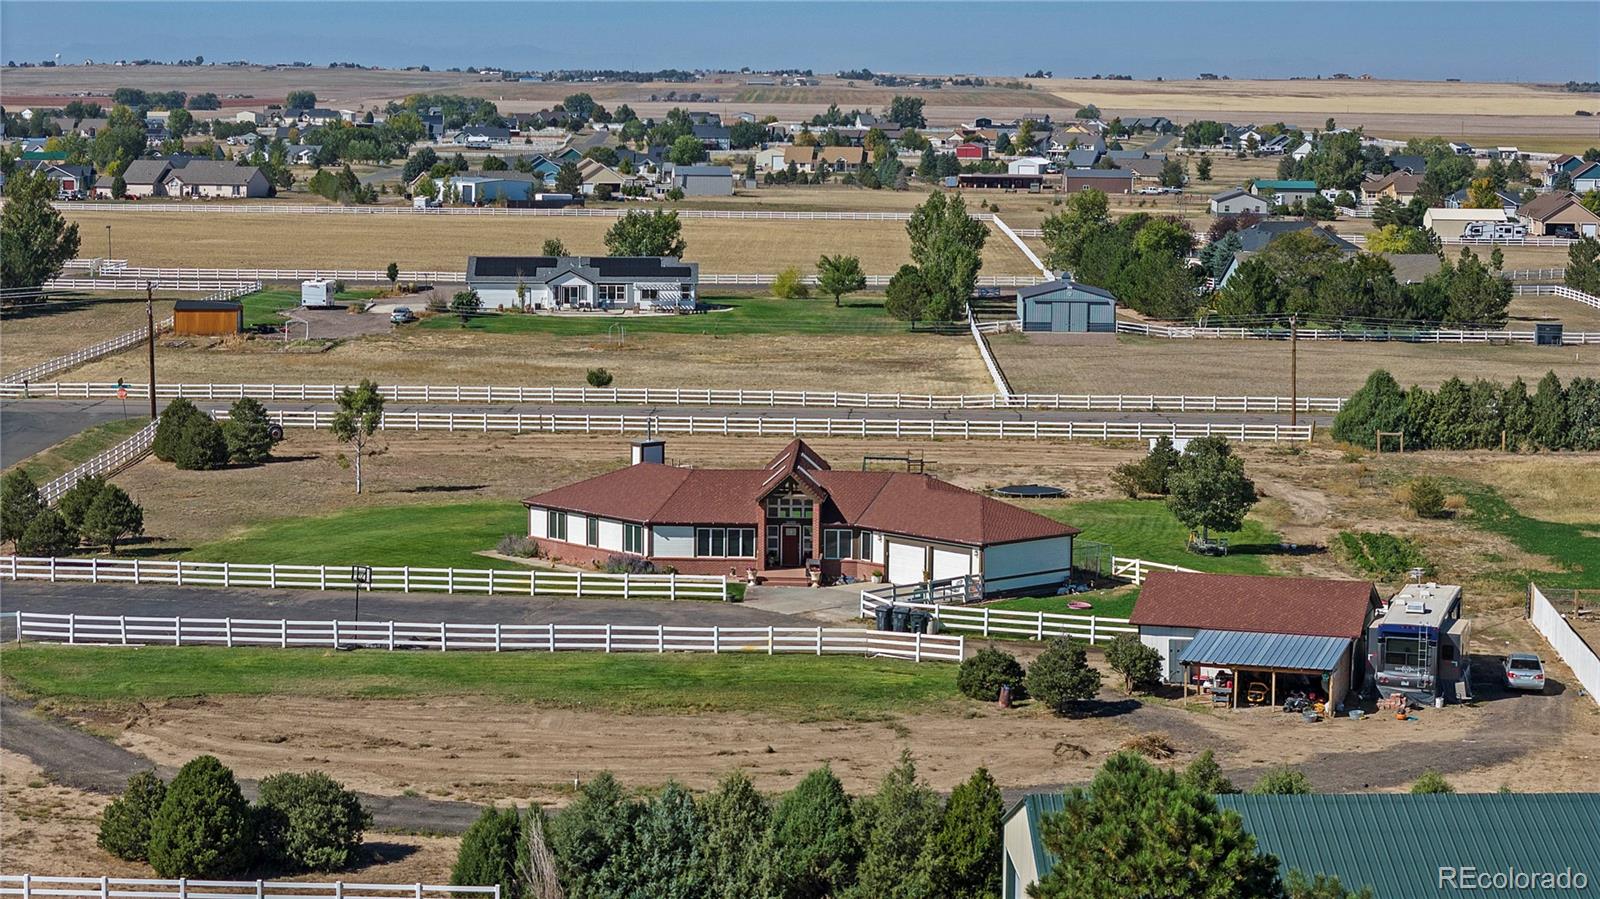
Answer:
[397,484,489,494]
[352,840,421,870]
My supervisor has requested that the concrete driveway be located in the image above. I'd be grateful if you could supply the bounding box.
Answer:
[743,584,865,623]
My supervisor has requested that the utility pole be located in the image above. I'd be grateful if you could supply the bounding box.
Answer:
[1286,313,1299,428]
[146,282,158,419]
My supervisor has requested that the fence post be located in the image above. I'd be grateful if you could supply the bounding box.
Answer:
[768,626,775,655]
[495,622,503,652]
[336,883,344,899]
[91,556,98,584]
[670,573,677,601]
[120,615,127,645]
[389,620,396,651]
[50,556,56,583]
[623,571,630,600]
[530,569,537,596]
[605,623,613,653]
[225,617,233,647]
[257,880,265,899]
[448,568,455,592]
[816,626,823,656]
[21,872,29,899]
[224,560,231,588]
[176,559,183,586]
[100,876,109,899]
[404,565,411,593]
[281,619,288,647]
[68,612,76,644]
[440,621,447,651]
[320,565,327,590]
[270,563,276,589]
[1089,616,1098,644]
[915,631,923,663]
[713,624,720,654]
[658,624,665,653]
[333,619,340,646]
[1037,614,1044,641]
[488,568,496,595]
[179,878,187,899]
[133,557,140,583]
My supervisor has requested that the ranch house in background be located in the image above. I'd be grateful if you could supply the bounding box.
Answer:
[161,160,271,198]
[465,255,699,312]
[1249,179,1320,205]
[522,439,1079,592]
[1208,188,1271,216]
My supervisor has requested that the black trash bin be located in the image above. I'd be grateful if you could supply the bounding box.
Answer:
[907,611,930,634]
[874,606,893,631]
[890,607,911,633]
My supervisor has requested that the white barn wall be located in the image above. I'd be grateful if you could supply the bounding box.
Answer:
[1140,623,1200,682]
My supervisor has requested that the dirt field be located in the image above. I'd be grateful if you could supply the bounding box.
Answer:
[56,211,1039,277]
[993,333,1600,397]
[0,749,456,877]
[64,325,991,394]
[1,295,181,372]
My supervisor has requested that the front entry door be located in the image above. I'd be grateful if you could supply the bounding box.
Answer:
[780,525,801,567]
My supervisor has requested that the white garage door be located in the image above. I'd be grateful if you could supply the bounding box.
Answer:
[887,542,925,585]
[931,547,971,581]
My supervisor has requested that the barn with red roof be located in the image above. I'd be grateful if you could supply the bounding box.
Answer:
[523,439,1078,593]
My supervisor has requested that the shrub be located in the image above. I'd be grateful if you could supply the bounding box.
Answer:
[1410,771,1455,795]
[1110,436,1180,498]
[496,534,541,558]
[152,398,207,461]
[1025,638,1102,716]
[1335,531,1434,580]
[452,806,524,896]
[254,771,371,871]
[1400,476,1445,518]
[586,367,614,388]
[81,485,144,552]
[1,469,44,543]
[148,755,253,877]
[172,415,229,470]
[98,770,167,861]
[18,508,77,556]
[56,474,107,532]
[1104,634,1163,694]
[1180,749,1237,794]
[957,647,1027,701]
[223,397,276,464]
[770,266,809,299]
[1249,765,1313,795]
[601,553,656,574]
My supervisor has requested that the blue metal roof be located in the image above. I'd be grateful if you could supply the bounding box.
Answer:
[1218,794,1600,898]
[1177,629,1350,672]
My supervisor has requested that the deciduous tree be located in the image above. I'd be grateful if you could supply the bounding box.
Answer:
[905,191,986,321]
[605,209,687,258]
[1167,436,1258,542]
[330,379,384,494]
[816,254,866,307]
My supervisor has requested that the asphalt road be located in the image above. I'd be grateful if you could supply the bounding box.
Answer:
[0,581,800,633]
[5,396,1332,428]
[0,402,140,468]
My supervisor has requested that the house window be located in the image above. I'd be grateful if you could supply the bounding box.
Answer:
[623,523,643,554]
[641,288,658,300]
[823,529,853,560]
[857,530,874,561]
[598,283,627,302]
[766,496,812,519]
[696,527,756,557]
[586,516,600,546]
[547,510,567,541]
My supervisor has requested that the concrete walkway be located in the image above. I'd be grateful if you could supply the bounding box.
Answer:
[742,583,865,624]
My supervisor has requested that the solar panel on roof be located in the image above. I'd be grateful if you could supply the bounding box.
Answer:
[472,257,556,278]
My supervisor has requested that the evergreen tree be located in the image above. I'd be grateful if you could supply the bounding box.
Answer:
[1331,370,1407,449]
[1104,634,1163,694]
[915,767,1004,899]
[1,169,82,292]
[98,770,167,861]
[1568,377,1600,451]
[550,772,640,899]
[452,807,524,898]
[1464,378,1504,450]
[153,397,207,461]
[2,469,46,543]
[147,756,253,877]
[1026,638,1102,716]
[621,781,705,899]
[759,765,859,899]
[81,484,143,551]
[1166,437,1258,542]
[694,771,769,899]
[173,415,228,471]
[1032,753,1282,899]
[1500,378,1533,451]
[223,397,276,464]
[1181,750,1238,795]
[255,771,370,872]
[17,508,77,556]
[1530,371,1568,450]
[850,751,942,899]
[1250,766,1314,795]
[1284,871,1375,899]
[883,264,930,321]
[1427,377,1474,450]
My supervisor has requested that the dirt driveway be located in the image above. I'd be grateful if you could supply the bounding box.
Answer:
[282,307,394,340]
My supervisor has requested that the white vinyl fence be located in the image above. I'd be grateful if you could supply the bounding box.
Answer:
[990,215,1052,277]
[227,408,1315,443]
[1512,283,1600,311]
[0,381,1350,413]
[38,422,157,504]
[0,556,729,602]
[1528,584,1600,708]
[46,266,1041,289]
[57,203,967,221]
[1116,317,1600,345]
[1110,556,1198,585]
[858,590,1134,645]
[968,309,1014,397]
[2,283,260,384]
[0,877,499,899]
[1502,267,1565,282]
[9,611,964,662]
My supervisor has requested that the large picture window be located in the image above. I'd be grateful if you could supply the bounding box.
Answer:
[696,527,756,558]
[623,523,643,554]
[547,510,567,541]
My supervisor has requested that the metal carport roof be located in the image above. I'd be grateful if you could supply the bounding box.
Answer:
[1177,629,1350,672]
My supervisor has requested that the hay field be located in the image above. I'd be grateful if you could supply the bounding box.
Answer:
[65,327,991,394]
[993,334,1600,398]
[58,211,1039,276]
[1,295,180,372]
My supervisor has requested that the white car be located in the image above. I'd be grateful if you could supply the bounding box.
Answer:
[1503,652,1546,692]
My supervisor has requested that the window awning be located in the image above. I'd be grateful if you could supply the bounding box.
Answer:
[1178,629,1351,673]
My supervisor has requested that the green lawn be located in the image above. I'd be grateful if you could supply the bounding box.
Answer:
[1039,499,1283,576]
[988,585,1140,621]
[0,645,957,719]
[179,501,528,569]
[1457,486,1599,590]
[242,288,388,327]
[415,295,921,337]
[8,417,149,484]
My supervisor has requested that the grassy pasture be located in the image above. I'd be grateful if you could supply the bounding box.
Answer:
[57,210,1040,277]
[5,418,149,484]
[1,295,180,372]
[0,645,959,719]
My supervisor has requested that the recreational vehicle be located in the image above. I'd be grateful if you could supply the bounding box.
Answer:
[1367,583,1471,704]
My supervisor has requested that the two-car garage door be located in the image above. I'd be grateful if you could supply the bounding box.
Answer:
[886,540,973,585]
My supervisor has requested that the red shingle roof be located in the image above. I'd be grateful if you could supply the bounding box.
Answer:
[522,439,1076,546]
[1130,571,1376,639]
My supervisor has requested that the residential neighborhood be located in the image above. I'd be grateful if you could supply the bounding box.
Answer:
[2,3,1599,895]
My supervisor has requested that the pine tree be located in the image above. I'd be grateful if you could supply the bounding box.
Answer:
[1427,377,1474,450]
[147,756,253,877]
[1464,378,1504,450]
[98,770,167,861]
[452,807,524,897]
[1567,377,1600,451]
[694,771,769,899]
[2,469,45,543]
[153,398,208,461]
[1181,750,1238,795]
[550,772,639,899]
[850,751,942,899]
[759,766,859,899]
[81,484,143,552]
[18,508,77,556]
[621,782,705,899]
[1026,638,1103,716]
[1500,378,1534,451]
[56,474,107,532]
[915,767,1004,899]
[1529,371,1569,450]
[223,397,275,464]
[1331,370,1407,449]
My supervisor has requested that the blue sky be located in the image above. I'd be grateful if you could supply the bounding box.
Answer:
[3,1,1597,81]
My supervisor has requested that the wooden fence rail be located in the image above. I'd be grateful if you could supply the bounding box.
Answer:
[0,557,729,602]
[0,875,499,899]
[225,408,1315,443]
[9,611,964,662]
[0,381,1350,412]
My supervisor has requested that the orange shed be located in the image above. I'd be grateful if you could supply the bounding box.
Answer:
[172,299,244,336]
